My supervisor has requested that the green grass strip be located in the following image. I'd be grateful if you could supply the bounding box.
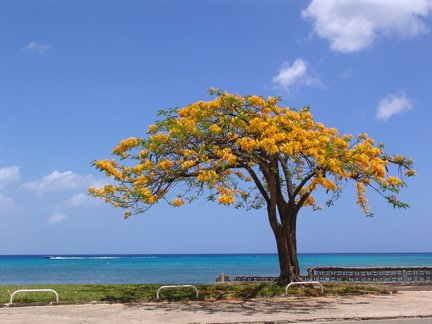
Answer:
[0,283,389,304]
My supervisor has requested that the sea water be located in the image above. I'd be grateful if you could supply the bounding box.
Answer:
[1,253,432,285]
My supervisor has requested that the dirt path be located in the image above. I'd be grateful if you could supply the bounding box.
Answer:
[1,291,432,324]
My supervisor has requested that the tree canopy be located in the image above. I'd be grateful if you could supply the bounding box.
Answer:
[89,89,414,219]
[89,89,415,281]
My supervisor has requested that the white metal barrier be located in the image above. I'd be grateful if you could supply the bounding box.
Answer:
[8,289,59,305]
[286,281,324,294]
[156,285,199,299]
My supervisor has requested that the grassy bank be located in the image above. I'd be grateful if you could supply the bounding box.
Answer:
[0,283,389,304]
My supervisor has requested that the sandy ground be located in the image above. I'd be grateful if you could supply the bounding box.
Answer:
[1,290,432,324]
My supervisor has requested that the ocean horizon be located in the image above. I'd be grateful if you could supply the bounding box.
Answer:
[1,252,431,285]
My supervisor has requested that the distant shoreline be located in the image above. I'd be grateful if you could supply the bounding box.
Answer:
[2,252,432,257]
[2,253,432,286]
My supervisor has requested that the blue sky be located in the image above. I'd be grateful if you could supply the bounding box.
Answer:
[1,0,431,255]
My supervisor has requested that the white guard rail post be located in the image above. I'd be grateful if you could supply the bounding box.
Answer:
[286,281,324,295]
[156,285,199,299]
[9,289,59,305]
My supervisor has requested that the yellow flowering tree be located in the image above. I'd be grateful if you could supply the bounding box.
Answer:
[89,89,415,282]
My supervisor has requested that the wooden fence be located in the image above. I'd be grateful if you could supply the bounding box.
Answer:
[216,267,432,283]
[233,276,279,282]
[307,266,432,282]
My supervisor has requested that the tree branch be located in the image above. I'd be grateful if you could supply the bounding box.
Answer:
[244,164,269,204]
[278,156,294,199]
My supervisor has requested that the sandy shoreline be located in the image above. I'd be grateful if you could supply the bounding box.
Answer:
[2,289,432,323]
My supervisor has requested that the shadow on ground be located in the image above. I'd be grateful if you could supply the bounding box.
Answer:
[123,296,358,317]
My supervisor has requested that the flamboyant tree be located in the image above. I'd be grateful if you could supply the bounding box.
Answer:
[89,89,415,282]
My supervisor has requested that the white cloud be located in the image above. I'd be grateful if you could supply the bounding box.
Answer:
[0,166,20,189]
[339,68,356,79]
[376,93,414,120]
[20,170,100,195]
[272,58,321,93]
[23,41,52,54]
[65,193,102,207]
[47,212,67,225]
[0,194,16,214]
[302,0,432,52]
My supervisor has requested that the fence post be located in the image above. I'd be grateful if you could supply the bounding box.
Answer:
[308,268,314,281]
[403,270,408,282]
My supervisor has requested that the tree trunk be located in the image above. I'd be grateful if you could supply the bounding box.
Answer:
[273,225,301,283]
[262,160,301,283]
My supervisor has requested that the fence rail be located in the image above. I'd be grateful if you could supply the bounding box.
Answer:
[216,267,432,283]
[233,276,279,282]
[307,266,432,282]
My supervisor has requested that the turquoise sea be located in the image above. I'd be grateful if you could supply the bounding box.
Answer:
[1,253,432,285]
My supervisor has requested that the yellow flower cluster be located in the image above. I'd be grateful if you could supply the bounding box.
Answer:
[214,148,238,164]
[170,118,197,134]
[133,175,148,186]
[355,182,370,214]
[89,90,415,218]
[248,117,266,133]
[112,137,139,154]
[157,160,174,170]
[208,124,222,134]
[247,95,266,107]
[383,176,404,187]
[314,176,337,191]
[218,194,235,205]
[148,124,158,134]
[215,186,239,205]
[133,164,145,174]
[197,169,218,183]
[137,187,158,204]
[94,159,123,179]
[404,170,416,177]
[173,199,186,207]
[349,139,388,180]
[259,138,279,154]
[181,160,196,169]
[238,137,259,151]
[149,133,170,143]
[302,195,316,207]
